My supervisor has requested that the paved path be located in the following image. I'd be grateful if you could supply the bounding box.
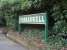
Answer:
[0,33,28,50]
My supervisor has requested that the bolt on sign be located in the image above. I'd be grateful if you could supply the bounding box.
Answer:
[19,13,48,41]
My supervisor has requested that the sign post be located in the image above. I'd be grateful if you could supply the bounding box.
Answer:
[19,13,48,41]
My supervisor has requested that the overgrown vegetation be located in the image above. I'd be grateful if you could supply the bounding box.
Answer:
[0,0,67,50]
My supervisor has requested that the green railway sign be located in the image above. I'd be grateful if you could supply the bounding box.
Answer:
[19,13,47,24]
[19,13,48,41]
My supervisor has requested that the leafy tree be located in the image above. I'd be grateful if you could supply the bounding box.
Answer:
[0,0,67,48]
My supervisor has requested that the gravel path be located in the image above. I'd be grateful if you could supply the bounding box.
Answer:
[0,33,28,50]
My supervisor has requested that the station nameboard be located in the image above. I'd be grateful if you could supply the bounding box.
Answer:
[19,13,47,24]
[18,13,48,41]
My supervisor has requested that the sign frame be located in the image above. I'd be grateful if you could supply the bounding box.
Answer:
[18,13,48,41]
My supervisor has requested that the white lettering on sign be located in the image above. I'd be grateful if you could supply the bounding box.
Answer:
[19,15,46,24]
[41,16,44,22]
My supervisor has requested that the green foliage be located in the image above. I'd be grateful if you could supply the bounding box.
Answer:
[20,0,32,10]
[0,0,67,49]
[48,1,67,48]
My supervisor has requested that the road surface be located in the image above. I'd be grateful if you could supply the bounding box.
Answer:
[0,33,28,50]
